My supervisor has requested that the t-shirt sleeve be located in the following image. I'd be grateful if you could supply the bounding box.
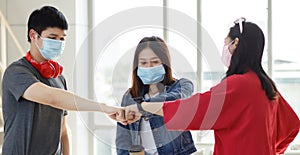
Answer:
[4,64,39,101]
[63,110,68,116]
[59,75,68,116]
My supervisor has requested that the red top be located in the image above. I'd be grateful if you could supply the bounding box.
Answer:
[163,71,300,155]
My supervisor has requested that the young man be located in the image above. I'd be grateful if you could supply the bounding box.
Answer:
[2,6,124,155]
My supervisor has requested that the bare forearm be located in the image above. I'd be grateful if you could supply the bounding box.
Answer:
[51,88,108,112]
[23,82,113,113]
[141,102,164,116]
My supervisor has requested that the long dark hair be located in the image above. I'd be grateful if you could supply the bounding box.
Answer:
[130,36,176,98]
[226,22,278,100]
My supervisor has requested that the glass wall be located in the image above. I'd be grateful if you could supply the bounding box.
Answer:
[273,0,300,152]
[93,1,162,154]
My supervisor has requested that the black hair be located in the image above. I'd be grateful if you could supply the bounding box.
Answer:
[226,22,278,100]
[27,6,68,42]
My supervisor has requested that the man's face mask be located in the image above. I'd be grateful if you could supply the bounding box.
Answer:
[35,33,65,60]
[137,64,165,85]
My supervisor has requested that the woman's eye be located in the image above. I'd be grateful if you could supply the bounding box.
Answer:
[152,61,160,64]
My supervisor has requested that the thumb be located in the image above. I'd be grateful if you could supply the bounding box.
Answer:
[116,108,125,121]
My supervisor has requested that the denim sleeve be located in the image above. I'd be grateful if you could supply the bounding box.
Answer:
[116,122,131,155]
[148,78,194,102]
[120,90,138,107]
[117,148,129,155]
[116,92,132,155]
[166,78,194,100]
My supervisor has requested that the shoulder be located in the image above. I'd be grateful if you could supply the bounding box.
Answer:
[4,58,33,76]
[177,78,192,83]
[5,58,26,69]
[225,71,259,84]
[173,78,193,86]
[218,71,260,92]
[120,89,134,106]
[123,88,132,97]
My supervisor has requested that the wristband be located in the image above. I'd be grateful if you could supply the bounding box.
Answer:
[133,97,147,116]
[136,102,148,116]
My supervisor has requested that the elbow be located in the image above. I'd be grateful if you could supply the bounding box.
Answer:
[181,88,193,99]
[62,125,71,138]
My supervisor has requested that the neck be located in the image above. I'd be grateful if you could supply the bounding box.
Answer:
[148,84,159,96]
[30,43,46,62]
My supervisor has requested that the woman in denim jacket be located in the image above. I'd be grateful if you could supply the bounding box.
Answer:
[115,36,196,155]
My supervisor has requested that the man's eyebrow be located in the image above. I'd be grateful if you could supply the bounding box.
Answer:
[48,33,67,37]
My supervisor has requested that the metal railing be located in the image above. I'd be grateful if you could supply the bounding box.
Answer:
[0,9,25,73]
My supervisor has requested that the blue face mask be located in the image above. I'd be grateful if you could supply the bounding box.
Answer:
[35,37,65,60]
[137,65,166,85]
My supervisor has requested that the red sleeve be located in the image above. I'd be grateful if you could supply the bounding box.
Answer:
[275,93,300,154]
[163,73,265,130]
[163,92,209,130]
[163,74,245,130]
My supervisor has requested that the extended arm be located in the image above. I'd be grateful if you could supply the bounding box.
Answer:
[23,82,123,115]
[125,79,193,123]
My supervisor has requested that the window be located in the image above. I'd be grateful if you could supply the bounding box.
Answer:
[273,0,300,151]
[167,0,198,86]
[93,1,162,154]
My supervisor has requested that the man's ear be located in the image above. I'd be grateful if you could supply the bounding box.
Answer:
[234,37,239,47]
[29,29,38,42]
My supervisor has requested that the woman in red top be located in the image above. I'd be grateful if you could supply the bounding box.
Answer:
[125,18,300,155]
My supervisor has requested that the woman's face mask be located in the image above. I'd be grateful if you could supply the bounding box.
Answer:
[221,40,234,68]
[35,34,65,60]
[137,64,165,85]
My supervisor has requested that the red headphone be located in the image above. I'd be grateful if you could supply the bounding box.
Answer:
[25,52,63,78]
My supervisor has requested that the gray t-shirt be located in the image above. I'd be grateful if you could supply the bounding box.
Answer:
[2,57,67,155]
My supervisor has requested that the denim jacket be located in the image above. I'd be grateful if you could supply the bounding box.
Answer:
[116,78,197,155]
